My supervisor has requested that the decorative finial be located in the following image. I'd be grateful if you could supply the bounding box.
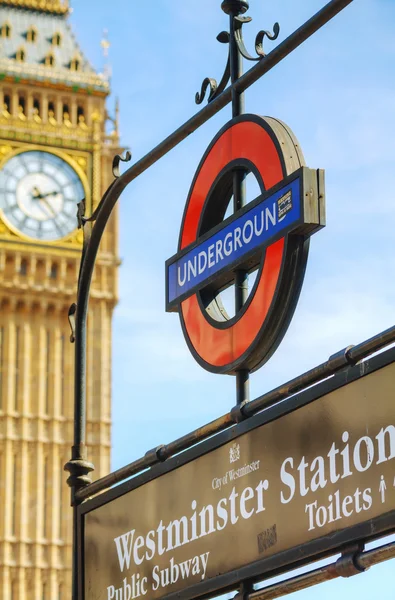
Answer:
[100,29,111,58]
[115,97,120,134]
[104,98,120,139]
[195,4,280,105]
[100,29,112,80]
[221,0,249,16]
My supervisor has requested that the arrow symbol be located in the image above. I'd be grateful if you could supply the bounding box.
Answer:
[379,475,387,503]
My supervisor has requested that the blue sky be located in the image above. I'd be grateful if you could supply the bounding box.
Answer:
[70,1,395,598]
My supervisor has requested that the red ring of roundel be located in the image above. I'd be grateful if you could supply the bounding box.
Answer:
[178,115,289,374]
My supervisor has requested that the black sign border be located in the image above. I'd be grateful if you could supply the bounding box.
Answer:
[79,347,395,600]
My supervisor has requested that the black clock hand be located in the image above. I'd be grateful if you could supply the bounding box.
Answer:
[40,190,60,199]
[32,187,59,200]
[32,186,42,199]
[39,196,57,218]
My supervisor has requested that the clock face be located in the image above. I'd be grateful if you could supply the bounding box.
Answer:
[0,150,85,241]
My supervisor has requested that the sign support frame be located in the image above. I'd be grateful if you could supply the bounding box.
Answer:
[63,1,376,599]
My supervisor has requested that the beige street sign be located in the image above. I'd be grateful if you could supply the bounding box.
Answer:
[83,358,395,600]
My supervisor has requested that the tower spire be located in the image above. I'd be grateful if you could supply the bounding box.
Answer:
[100,28,112,80]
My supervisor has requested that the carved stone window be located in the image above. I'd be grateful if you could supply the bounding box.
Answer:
[26,26,37,43]
[50,263,58,279]
[52,32,62,46]
[18,96,26,120]
[16,47,26,62]
[33,97,41,122]
[48,100,56,124]
[1,23,11,38]
[62,103,71,125]
[45,53,55,67]
[3,93,11,114]
[70,57,81,71]
[19,259,27,275]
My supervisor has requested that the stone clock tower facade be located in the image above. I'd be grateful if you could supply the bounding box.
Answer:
[0,1,120,597]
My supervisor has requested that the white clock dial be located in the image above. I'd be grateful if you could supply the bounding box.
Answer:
[0,150,85,241]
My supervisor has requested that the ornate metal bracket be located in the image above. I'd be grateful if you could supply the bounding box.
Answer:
[335,544,367,577]
[238,19,280,61]
[68,303,76,343]
[64,450,95,505]
[67,151,132,346]
[112,149,132,178]
[195,10,279,105]
[195,31,231,105]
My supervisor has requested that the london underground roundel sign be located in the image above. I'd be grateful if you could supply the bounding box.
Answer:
[166,115,325,375]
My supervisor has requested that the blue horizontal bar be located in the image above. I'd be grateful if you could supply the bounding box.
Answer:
[167,177,301,306]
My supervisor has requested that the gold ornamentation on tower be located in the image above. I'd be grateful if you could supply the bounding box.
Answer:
[0,0,69,15]
[0,1,121,597]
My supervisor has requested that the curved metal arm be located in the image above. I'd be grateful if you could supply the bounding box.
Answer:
[65,88,237,516]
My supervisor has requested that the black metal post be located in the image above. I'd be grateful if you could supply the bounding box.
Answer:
[224,2,251,597]
[65,293,94,598]
[222,0,250,406]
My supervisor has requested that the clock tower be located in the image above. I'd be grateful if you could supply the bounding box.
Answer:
[0,1,120,598]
